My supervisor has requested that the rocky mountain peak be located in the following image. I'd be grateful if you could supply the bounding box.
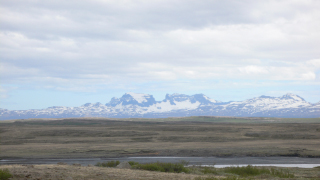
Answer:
[164,93,217,105]
[280,93,305,101]
[82,102,103,107]
[106,92,156,107]
[1,93,319,120]
[258,95,274,99]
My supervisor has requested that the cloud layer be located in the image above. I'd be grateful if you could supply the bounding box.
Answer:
[1,0,320,109]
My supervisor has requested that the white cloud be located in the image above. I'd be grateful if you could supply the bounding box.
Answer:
[238,66,269,75]
[0,0,319,106]
[306,59,320,68]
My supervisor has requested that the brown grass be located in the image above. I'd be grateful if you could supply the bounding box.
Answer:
[1,118,320,158]
[0,164,205,180]
[1,164,320,180]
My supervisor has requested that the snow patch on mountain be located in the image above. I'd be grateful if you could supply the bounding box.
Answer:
[223,93,312,113]
[281,93,305,101]
[146,99,201,113]
[203,95,218,103]
[164,93,217,105]
[1,93,319,120]
[106,93,157,107]
[126,92,150,103]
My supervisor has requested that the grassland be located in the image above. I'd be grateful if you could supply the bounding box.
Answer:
[1,116,320,158]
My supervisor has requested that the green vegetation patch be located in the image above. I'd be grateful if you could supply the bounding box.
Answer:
[200,167,218,174]
[224,165,294,178]
[133,162,190,173]
[95,160,120,167]
[128,161,139,166]
[269,168,295,178]
[224,165,269,177]
[0,169,13,180]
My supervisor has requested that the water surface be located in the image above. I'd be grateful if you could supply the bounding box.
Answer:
[1,157,319,168]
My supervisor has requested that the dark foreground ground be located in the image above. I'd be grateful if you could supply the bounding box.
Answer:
[1,164,320,180]
[1,117,320,158]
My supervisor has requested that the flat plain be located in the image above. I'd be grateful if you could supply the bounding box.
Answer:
[1,116,320,158]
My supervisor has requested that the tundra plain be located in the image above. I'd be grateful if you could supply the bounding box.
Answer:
[1,116,320,158]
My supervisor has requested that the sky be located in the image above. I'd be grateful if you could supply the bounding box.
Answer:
[1,0,320,110]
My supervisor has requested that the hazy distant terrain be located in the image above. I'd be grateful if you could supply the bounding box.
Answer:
[1,93,320,120]
[1,116,320,159]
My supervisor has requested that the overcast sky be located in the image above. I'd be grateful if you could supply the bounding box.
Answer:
[1,0,320,110]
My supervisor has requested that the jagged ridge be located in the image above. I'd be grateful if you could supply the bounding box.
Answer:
[0,93,319,120]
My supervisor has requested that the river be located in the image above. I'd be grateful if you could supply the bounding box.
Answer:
[1,157,320,168]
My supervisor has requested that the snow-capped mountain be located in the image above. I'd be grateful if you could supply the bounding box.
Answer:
[222,93,311,112]
[0,93,319,120]
[164,93,218,105]
[106,93,157,107]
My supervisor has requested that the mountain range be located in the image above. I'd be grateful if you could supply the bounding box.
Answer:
[1,92,319,120]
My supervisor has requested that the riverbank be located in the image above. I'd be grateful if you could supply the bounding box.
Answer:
[0,164,203,180]
[1,163,320,180]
